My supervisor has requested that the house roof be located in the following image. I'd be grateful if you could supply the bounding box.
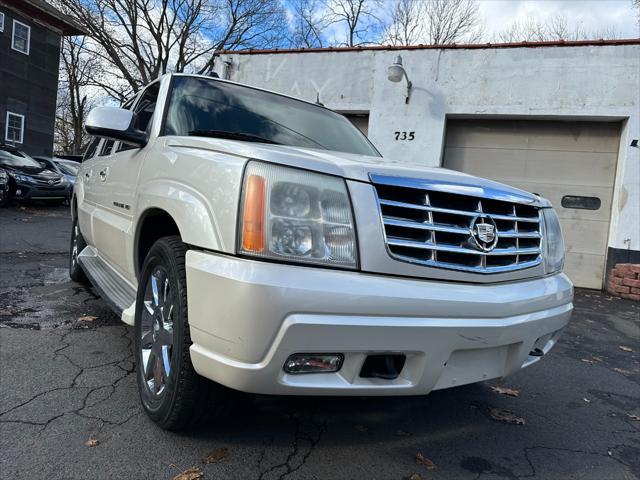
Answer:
[0,0,86,36]
[221,38,640,56]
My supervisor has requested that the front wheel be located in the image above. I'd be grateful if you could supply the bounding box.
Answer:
[134,236,230,430]
[69,216,88,283]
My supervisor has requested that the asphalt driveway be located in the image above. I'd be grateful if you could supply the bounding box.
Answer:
[0,205,638,480]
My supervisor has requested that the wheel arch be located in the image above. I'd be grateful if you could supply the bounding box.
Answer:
[134,207,182,279]
[133,181,223,277]
[71,194,77,221]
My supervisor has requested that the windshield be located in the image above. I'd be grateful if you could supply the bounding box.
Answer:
[56,161,79,176]
[38,159,56,170]
[164,76,380,157]
[0,146,43,168]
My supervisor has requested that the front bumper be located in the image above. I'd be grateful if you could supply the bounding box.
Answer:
[186,251,573,395]
[12,182,70,201]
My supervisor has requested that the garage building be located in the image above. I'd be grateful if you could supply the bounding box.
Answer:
[214,39,640,291]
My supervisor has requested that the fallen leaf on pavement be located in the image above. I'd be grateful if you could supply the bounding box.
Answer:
[627,414,640,421]
[354,424,368,432]
[79,315,98,322]
[85,438,99,447]
[583,398,591,403]
[202,447,227,464]
[491,386,520,397]
[489,407,525,425]
[415,453,437,470]
[395,429,412,437]
[619,346,633,352]
[408,474,423,480]
[173,467,203,480]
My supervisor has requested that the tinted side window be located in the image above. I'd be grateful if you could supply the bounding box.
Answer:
[118,83,159,152]
[100,140,115,156]
[83,138,100,162]
[134,85,159,132]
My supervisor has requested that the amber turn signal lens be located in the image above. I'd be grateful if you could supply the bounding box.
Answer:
[242,174,266,252]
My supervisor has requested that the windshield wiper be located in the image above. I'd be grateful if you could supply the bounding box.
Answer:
[188,130,281,145]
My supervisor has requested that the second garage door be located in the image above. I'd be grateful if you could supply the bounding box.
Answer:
[443,119,620,289]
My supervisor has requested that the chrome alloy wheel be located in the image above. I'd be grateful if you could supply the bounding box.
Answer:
[140,267,174,397]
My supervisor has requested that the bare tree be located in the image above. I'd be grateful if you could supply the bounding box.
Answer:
[496,14,620,43]
[55,36,96,155]
[53,0,288,100]
[325,0,382,47]
[422,0,483,44]
[382,0,483,46]
[198,0,290,72]
[383,0,424,46]
[287,0,329,48]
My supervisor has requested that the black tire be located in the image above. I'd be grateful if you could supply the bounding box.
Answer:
[134,236,230,431]
[69,215,88,283]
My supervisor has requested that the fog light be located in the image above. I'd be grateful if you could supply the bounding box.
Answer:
[16,189,22,196]
[283,353,343,374]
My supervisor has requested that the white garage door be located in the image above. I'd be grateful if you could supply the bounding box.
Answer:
[443,119,620,289]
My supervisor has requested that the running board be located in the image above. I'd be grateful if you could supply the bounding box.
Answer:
[77,247,136,316]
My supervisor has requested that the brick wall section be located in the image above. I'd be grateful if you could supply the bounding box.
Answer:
[607,263,640,301]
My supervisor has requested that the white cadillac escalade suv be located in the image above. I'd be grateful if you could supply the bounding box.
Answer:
[71,73,573,430]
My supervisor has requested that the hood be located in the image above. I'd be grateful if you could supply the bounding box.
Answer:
[2,164,62,180]
[167,137,546,206]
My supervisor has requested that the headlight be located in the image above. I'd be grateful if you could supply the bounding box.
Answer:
[238,161,358,268]
[542,208,564,274]
[14,174,32,183]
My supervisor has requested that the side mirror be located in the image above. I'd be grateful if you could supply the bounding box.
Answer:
[85,107,147,147]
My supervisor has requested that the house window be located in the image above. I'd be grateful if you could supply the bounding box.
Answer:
[12,20,30,55]
[0,12,5,32]
[5,112,25,144]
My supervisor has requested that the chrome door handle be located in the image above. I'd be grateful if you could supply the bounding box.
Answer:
[85,171,91,180]
[99,168,108,182]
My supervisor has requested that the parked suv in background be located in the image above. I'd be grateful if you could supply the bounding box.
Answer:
[71,74,573,430]
[0,144,71,205]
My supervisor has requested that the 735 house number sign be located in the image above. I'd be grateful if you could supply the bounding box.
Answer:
[394,131,415,141]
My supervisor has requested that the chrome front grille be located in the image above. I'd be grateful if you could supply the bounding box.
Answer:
[372,175,543,273]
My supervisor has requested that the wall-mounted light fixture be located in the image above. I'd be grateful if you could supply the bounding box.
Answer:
[387,55,412,104]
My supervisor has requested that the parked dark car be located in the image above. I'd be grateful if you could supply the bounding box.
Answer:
[0,144,71,204]
[0,168,9,207]
[34,156,79,187]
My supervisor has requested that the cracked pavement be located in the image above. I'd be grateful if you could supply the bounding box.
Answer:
[1,204,639,480]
